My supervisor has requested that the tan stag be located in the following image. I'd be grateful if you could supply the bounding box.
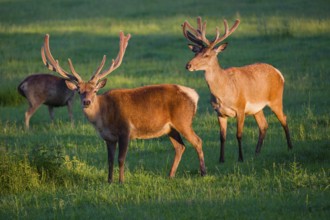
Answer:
[182,17,292,162]
[41,32,206,183]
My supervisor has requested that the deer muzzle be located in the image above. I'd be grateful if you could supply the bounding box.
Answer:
[82,99,91,108]
[186,63,193,71]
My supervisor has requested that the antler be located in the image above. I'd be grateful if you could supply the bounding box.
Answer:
[42,32,131,84]
[182,17,210,47]
[41,34,82,83]
[182,16,240,49]
[210,19,240,48]
[90,32,131,82]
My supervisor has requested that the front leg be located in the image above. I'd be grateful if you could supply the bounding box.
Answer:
[236,112,245,162]
[106,140,117,184]
[118,134,129,184]
[218,116,227,163]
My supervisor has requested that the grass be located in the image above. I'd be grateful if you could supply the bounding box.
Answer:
[0,0,330,219]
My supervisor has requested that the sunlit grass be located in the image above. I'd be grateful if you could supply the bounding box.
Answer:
[1,16,329,37]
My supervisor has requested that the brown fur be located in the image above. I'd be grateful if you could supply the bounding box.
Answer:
[17,73,74,129]
[67,81,206,183]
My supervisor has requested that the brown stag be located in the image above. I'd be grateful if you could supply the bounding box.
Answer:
[182,17,292,162]
[18,73,74,129]
[41,32,206,183]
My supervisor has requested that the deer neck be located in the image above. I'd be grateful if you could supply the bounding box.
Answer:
[204,61,229,98]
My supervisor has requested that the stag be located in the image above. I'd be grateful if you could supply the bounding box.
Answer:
[41,32,206,183]
[182,17,293,162]
[18,73,74,129]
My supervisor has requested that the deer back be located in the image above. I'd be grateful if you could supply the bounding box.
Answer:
[86,84,199,140]
[18,73,75,106]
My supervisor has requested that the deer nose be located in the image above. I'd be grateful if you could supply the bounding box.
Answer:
[186,63,191,70]
[83,99,91,107]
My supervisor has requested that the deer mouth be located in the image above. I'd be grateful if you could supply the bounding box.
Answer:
[186,63,195,71]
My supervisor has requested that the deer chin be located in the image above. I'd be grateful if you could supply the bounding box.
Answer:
[187,66,197,72]
[82,103,91,109]
[190,67,201,72]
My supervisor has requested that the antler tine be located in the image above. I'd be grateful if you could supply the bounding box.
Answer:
[212,27,220,43]
[200,20,210,46]
[68,58,83,82]
[94,32,131,81]
[210,19,240,48]
[41,46,56,72]
[42,34,78,81]
[197,17,202,34]
[89,55,107,81]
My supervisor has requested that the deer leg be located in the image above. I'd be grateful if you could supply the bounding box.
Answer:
[236,113,245,162]
[106,140,117,184]
[254,110,268,155]
[48,106,54,121]
[168,129,186,178]
[271,105,293,150]
[218,116,227,163]
[118,135,129,184]
[67,99,74,123]
[179,127,206,176]
[25,103,41,129]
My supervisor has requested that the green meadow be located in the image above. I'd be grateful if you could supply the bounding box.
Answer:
[0,0,329,219]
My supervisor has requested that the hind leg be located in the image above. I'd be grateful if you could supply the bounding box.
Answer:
[254,110,268,155]
[25,103,41,129]
[67,97,74,124]
[48,106,54,121]
[168,129,186,178]
[270,104,293,150]
[177,126,206,176]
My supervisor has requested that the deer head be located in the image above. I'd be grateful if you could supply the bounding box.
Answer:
[182,17,240,71]
[41,32,131,108]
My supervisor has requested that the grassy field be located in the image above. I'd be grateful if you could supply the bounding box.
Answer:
[0,0,329,219]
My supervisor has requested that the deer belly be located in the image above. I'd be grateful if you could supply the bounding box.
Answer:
[245,102,268,115]
[129,122,171,140]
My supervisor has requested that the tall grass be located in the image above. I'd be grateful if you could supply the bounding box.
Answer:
[1,0,329,219]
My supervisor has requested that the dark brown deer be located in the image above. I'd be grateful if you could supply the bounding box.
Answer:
[17,73,74,129]
[182,17,292,162]
[41,32,206,183]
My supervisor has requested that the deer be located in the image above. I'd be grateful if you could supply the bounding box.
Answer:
[182,17,293,163]
[41,32,206,183]
[17,73,75,129]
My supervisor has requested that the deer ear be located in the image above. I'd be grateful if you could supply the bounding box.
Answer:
[188,44,201,53]
[214,43,228,54]
[96,78,107,89]
[65,80,78,91]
